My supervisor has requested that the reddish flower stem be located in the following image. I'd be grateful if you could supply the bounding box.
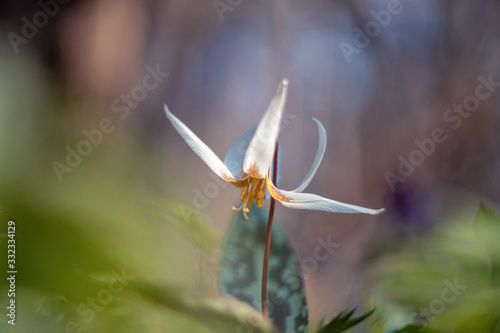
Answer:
[261,142,278,319]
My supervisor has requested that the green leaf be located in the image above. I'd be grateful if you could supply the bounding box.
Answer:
[219,205,308,333]
[474,202,500,285]
[474,203,500,245]
[389,324,440,333]
[135,281,280,333]
[155,197,219,251]
[454,312,500,333]
[369,203,500,333]
[474,202,500,230]
[317,308,374,333]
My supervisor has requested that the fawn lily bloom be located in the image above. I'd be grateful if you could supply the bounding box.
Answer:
[165,79,384,220]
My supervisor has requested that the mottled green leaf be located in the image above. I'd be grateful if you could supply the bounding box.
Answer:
[317,308,374,333]
[219,205,308,333]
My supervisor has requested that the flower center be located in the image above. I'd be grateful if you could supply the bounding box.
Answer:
[232,178,266,220]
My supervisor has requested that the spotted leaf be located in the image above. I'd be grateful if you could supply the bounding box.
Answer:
[219,205,308,333]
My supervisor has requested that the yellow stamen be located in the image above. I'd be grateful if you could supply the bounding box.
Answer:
[240,184,250,202]
[232,177,266,220]
[256,180,266,207]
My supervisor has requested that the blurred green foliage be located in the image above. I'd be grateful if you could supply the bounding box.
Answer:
[368,204,500,333]
[0,48,277,333]
[316,308,374,333]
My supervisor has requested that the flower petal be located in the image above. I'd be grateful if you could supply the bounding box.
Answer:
[292,118,327,193]
[164,105,245,183]
[267,172,384,214]
[243,79,289,179]
[224,124,283,194]
[265,148,282,199]
[224,124,257,179]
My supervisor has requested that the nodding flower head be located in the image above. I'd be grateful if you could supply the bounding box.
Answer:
[164,79,384,220]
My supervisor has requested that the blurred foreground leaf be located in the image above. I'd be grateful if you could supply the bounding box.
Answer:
[317,308,374,333]
[135,282,280,333]
[474,202,500,286]
[390,324,439,333]
[219,205,308,333]
[369,203,500,332]
[154,197,218,251]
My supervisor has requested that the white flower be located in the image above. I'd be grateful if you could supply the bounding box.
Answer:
[165,79,384,219]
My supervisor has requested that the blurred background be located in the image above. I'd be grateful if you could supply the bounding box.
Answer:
[0,0,499,332]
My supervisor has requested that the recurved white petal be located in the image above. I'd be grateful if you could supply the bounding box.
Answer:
[267,172,384,214]
[243,79,289,179]
[265,148,282,199]
[165,105,244,183]
[292,118,327,193]
[224,124,257,179]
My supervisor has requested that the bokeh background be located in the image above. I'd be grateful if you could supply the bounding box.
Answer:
[1,0,499,332]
